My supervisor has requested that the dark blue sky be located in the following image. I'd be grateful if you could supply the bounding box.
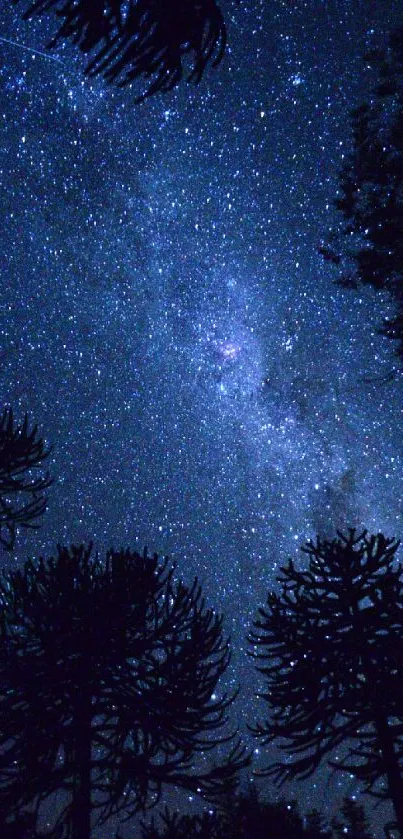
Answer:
[1,0,403,832]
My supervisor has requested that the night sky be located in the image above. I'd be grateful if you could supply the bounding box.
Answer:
[1,0,403,833]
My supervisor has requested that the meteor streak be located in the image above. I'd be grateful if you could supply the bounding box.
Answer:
[0,36,64,64]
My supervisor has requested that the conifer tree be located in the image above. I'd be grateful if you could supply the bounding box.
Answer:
[0,544,247,838]
[249,529,403,834]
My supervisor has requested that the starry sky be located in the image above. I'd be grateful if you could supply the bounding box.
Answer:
[1,0,403,832]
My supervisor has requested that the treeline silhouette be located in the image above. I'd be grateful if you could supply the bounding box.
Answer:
[138,790,374,839]
[0,789,377,838]
[0,435,402,838]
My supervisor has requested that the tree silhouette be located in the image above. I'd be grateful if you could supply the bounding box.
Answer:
[305,808,332,839]
[321,27,403,361]
[236,794,306,838]
[0,407,52,550]
[139,793,317,839]
[331,795,373,839]
[0,544,248,838]
[0,810,37,838]
[249,529,403,834]
[15,0,226,101]
[138,792,375,838]
[139,807,223,839]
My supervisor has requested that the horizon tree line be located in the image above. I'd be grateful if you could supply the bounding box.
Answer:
[136,788,375,839]
[0,490,402,836]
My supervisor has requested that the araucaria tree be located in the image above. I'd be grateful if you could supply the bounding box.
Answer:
[321,27,403,362]
[0,545,247,838]
[0,407,52,549]
[249,529,403,834]
[15,0,226,101]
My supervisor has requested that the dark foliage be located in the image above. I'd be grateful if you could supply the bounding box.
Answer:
[0,810,37,838]
[0,544,248,838]
[332,796,373,839]
[322,27,403,361]
[233,792,306,839]
[0,407,52,550]
[249,529,403,833]
[15,0,226,101]
[139,788,334,839]
[305,808,333,838]
[139,807,224,839]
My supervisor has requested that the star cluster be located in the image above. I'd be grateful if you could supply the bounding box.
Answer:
[1,0,403,831]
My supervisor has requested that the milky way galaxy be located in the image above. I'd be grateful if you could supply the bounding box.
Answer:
[1,0,403,831]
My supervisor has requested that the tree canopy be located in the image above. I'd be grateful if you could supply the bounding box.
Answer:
[0,543,248,837]
[14,0,227,101]
[139,792,329,839]
[249,529,403,834]
[138,790,375,838]
[331,796,373,839]
[0,407,52,550]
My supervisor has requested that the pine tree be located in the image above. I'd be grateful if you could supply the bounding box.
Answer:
[0,544,248,837]
[249,529,403,833]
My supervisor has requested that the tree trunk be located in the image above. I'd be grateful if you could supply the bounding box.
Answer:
[376,714,403,837]
[71,691,92,839]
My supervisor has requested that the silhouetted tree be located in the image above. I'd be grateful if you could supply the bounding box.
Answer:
[0,407,52,549]
[331,795,373,839]
[249,529,403,834]
[140,808,223,839]
[140,794,312,839]
[0,809,37,838]
[321,27,403,361]
[15,0,226,101]
[305,808,332,839]
[235,794,306,839]
[0,544,248,838]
